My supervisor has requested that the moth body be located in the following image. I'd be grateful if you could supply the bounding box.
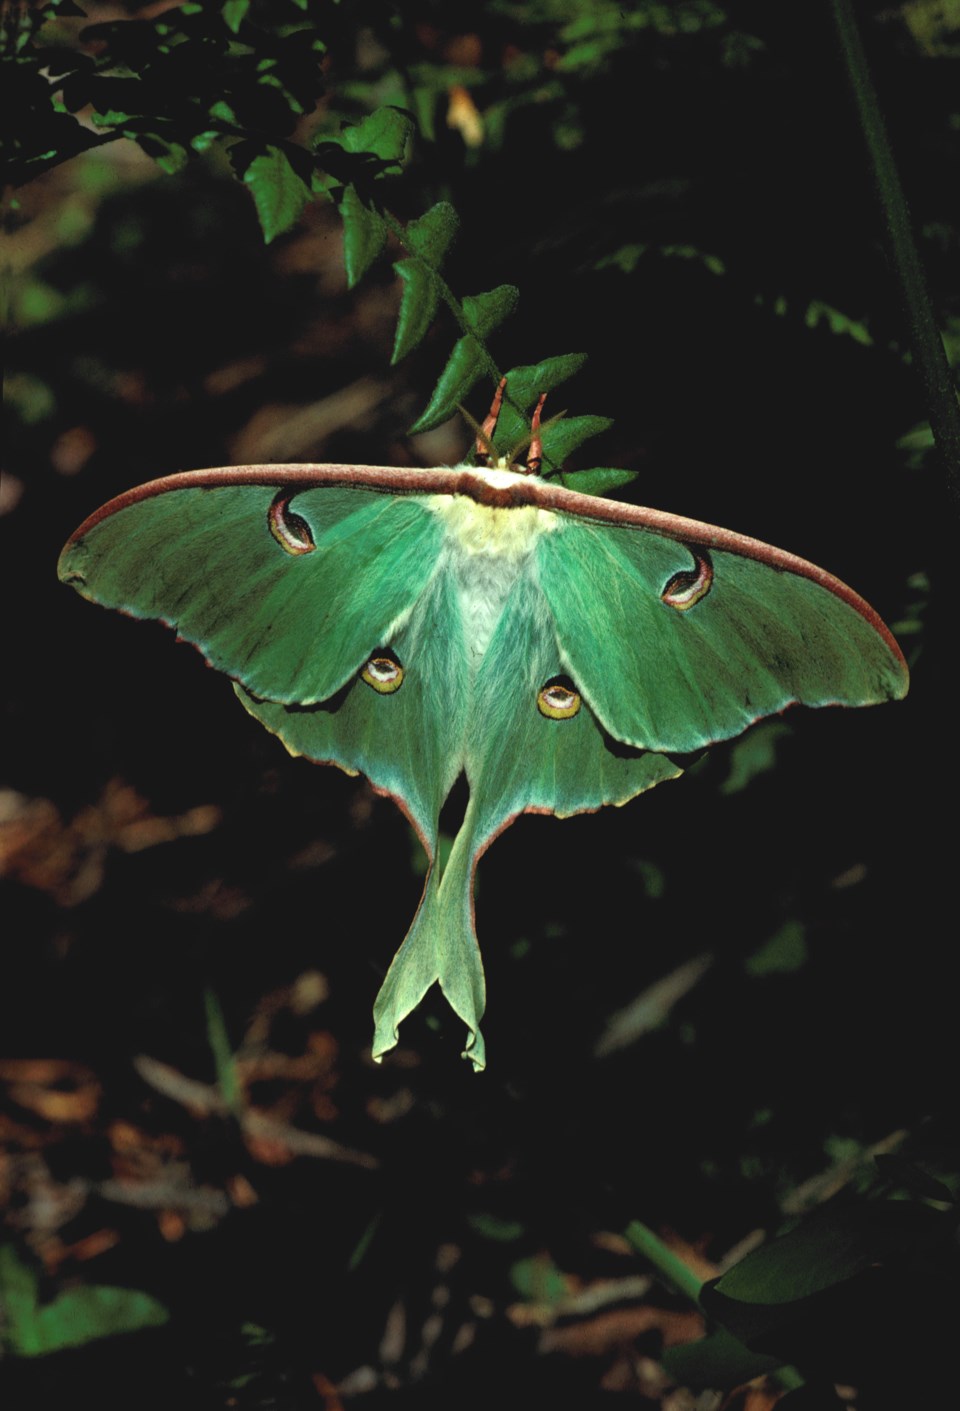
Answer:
[426,480,558,666]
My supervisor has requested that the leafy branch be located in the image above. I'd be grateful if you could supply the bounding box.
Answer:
[7,0,633,493]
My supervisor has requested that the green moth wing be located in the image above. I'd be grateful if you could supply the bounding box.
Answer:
[372,567,683,1069]
[58,458,908,1070]
[537,513,906,754]
[59,472,446,706]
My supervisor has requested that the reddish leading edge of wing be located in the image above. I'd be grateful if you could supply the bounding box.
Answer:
[61,461,908,675]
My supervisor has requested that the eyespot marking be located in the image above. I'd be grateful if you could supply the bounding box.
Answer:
[268,492,315,555]
[537,677,581,719]
[361,650,404,694]
[662,548,713,610]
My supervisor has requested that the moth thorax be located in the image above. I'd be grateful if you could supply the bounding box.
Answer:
[426,495,558,665]
[427,493,557,558]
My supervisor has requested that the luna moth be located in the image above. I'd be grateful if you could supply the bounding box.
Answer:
[58,380,908,1070]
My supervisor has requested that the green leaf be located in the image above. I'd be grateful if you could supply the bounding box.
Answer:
[661,1326,783,1391]
[339,106,413,173]
[0,1246,168,1357]
[509,1254,568,1304]
[708,1200,949,1308]
[719,720,792,795]
[404,201,459,263]
[467,1212,525,1242]
[392,260,440,363]
[538,415,614,467]
[90,109,134,129]
[222,0,250,33]
[143,137,189,176]
[408,284,518,432]
[492,353,589,447]
[557,467,638,495]
[461,284,519,338]
[209,99,239,125]
[243,145,312,243]
[409,333,489,433]
[340,185,388,287]
[390,204,461,363]
[872,1154,956,1204]
[204,986,241,1117]
[501,353,588,406]
[745,920,808,977]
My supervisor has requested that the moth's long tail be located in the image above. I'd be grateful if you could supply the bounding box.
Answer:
[372,805,487,1071]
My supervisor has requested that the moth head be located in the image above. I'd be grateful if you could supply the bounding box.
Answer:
[459,379,565,476]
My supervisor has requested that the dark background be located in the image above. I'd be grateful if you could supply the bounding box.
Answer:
[3,2,957,1406]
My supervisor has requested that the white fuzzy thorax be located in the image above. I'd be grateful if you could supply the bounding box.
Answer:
[426,482,558,664]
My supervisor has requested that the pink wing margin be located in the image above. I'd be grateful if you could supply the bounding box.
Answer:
[63,462,908,676]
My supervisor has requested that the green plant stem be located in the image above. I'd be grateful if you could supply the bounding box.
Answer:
[625,1219,704,1303]
[624,1220,804,1393]
[830,0,960,512]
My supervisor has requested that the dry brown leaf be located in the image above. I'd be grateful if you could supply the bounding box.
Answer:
[0,782,220,906]
[540,1304,705,1358]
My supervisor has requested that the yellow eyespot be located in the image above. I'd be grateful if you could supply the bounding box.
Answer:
[662,549,713,610]
[537,679,581,719]
[361,652,404,694]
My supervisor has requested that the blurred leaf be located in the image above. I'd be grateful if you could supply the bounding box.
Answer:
[745,921,808,977]
[873,1154,956,1204]
[595,954,712,1057]
[509,1254,568,1304]
[0,1246,168,1357]
[719,721,792,795]
[204,986,242,1117]
[467,1213,525,1242]
[706,1199,951,1310]
[222,0,250,35]
[661,1325,783,1390]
